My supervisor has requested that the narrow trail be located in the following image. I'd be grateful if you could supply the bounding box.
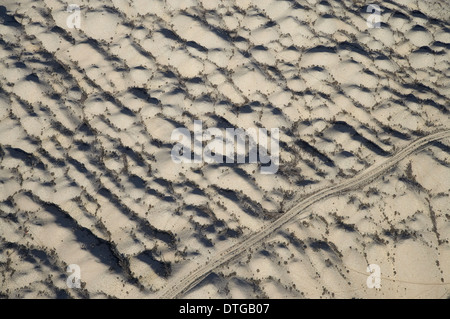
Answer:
[158,130,450,299]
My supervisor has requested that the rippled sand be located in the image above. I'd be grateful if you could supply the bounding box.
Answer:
[0,0,449,298]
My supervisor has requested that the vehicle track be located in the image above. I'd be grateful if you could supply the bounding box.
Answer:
[158,129,450,298]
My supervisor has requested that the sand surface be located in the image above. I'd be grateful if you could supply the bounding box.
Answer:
[0,0,449,299]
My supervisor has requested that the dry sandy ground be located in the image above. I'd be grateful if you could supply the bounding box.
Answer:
[0,0,449,299]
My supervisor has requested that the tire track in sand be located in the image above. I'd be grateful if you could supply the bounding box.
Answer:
[158,129,450,298]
